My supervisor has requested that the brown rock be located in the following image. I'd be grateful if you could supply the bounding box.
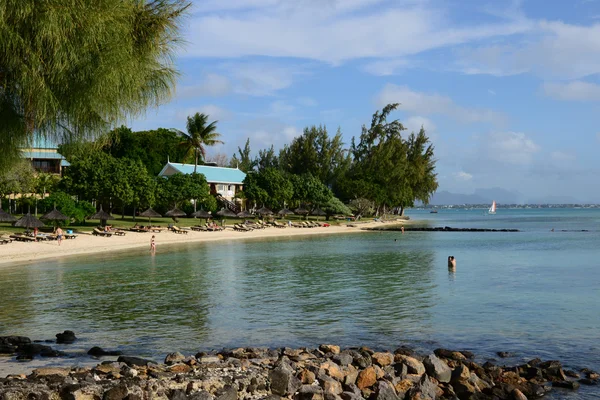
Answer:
[394,355,425,376]
[168,364,192,374]
[299,369,316,384]
[30,367,70,378]
[319,345,341,355]
[356,366,377,390]
[103,383,129,400]
[451,364,470,383]
[394,379,414,398]
[372,352,394,367]
[512,388,528,400]
[343,365,359,386]
[321,377,343,395]
[320,361,345,381]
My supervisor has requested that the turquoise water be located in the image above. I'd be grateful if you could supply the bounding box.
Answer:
[0,208,598,398]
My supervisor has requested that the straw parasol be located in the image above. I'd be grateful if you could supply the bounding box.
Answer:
[236,210,253,218]
[165,207,187,217]
[277,208,294,217]
[217,208,237,226]
[139,207,162,224]
[41,207,69,227]
[15,213,45,230]
[294,207,309,215]
[256,206,273,216]
[0,209,17,223]
[89,205,115,227]
[191,209,211,219]
[311,207,327,221]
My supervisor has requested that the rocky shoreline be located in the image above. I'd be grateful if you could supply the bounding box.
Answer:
[1,335,599,400]
[366,226,520,233]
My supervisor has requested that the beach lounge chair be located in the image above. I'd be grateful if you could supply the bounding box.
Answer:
[9,234,36,242]
[93,228,113,237]
[170,226,188,234]
[0,235,13,244]
[191,225,208,232]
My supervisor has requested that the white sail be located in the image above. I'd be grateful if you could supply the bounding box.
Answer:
[488,200,496,214]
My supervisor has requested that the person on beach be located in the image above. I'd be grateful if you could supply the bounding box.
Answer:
[448,256,456,269]
[401,226,405,234]
[33,227,38,242]
[56,227,63,246]
[150,235,156,253]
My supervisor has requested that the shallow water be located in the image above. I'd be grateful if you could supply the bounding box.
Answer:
[1,208,599,398]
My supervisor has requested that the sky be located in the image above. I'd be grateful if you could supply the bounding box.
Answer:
[130,0,600,202]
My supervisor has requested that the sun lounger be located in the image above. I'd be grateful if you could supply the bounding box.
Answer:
[0,236,12,244]
[170,226,188,234]
[9,234,36,242]
[191,225,208,231]
[92,228,113,237]
[272,221,287,228]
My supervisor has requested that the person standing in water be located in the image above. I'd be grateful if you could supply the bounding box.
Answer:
[448,256,456,269]
[56,227,63,246]
[150,235,156,253]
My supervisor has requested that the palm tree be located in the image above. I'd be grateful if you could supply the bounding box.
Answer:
[178,113,224,173]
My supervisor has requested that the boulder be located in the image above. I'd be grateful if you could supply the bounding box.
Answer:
[332,353,353,367]
[393,379,414,399]
[320,361,345,381]
[295,384,324,400]
[117,356,156,367]
[269,361,301,396]
[189,391,215,400]
[343,365,359,386]
[87,347,122,357]
[215,386,237,400]
[56,330,77,344]
[551,380,580,390]
[198,356,221,364]
[372,352,394,367]
[372,381,398,400]
[579,378,598,386]
[320,377,343,395]
[164,352,186,365]
[423,354,451,383]
[406,375,439,400]
[395,355,425,376]
[434,348,467,361]
[299,368,316,384]
[0,336,31,346]
[497,352,513,358]
[319,345,341,355]
[30,367,71,378]
[512,389,528,400]
[356,366,377,390]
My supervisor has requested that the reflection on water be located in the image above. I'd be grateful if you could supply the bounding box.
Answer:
[1,219,599,399]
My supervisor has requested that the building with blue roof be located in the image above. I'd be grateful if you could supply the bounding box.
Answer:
[158,162,246,201]
[21,135,70,175]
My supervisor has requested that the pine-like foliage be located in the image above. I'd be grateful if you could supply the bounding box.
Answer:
[0,0,190,171]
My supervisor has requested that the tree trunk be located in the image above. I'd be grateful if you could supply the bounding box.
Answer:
[194,148,198,173]
[399,205,405,216]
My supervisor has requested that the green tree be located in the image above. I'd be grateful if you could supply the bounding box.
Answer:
[40,191,94,225]
[33,172,60,216]
[0,159,36,211]
[279,126,348,187]
[229,139,256,172]
[256,145,278,172]
[242,169,293,210]
[322,196,352,220]
[177,113,223,173]
[0,0,190,172]
[156,173,210,211]
[290,173,333,208]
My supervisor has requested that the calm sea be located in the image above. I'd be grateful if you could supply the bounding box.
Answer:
[1,208,598,398]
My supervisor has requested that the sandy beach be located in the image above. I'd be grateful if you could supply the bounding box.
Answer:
[0,220,398,267]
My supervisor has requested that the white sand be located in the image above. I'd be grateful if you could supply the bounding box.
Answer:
[0,221,398,267]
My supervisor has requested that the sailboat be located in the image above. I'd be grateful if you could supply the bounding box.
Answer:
[488,200,497,215]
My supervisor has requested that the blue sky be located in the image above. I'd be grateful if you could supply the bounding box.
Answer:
[130,0,600,202]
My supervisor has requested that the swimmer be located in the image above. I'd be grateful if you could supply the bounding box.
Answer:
[448,256,456,269]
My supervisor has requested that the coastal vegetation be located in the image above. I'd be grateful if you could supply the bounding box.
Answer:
[0,104,437,222]
[0,0,190,172]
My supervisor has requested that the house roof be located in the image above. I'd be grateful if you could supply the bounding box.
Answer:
[158,162,246,184]
[22,151,71,167]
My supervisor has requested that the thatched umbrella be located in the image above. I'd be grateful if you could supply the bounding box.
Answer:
[0,209,17,223]
[41,207,69,227]
[216,208,237,226]
[89,206,115,227]
[256,206,273,216]
[311,207,327,221]
[294,207,309,215]
[277,208,294,217]
[165,207,187,222]
[191,209,211,219]
[15,213,45,231]
[237,210,253,218]
[139,207,162,225]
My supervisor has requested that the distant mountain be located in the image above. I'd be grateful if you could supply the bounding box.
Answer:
[525,195,582,204]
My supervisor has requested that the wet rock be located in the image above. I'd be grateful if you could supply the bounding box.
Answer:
[319,345,340,355]
[18,343,54,356]
[579,378,599,385]
[423,354,451,383]
[552,380,580,390]
[56,330,77,344]
[117,356,156,367]
[433,348,467,361]
[564,369,579,378]
[583,369,599,380]
[356,366,377,390]
[0,345,17,354]
[512,388,528,400]
[104,383,129,400]
[497,352,513,358]
[165,352,186,365]
[394,355,425,376]
[0,336,31,347]
[87,347,122,357]
[349,351,371,369]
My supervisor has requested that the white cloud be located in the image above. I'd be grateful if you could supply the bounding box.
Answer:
[484,131,540,165]
[454,171,473,181]
[543,81,600,101]
[176,74,232,99]
[222,62,306,96]
[404,116,436,134]
[184,3,531,64]
[456,21,600,80]
[376,84,506,125]
[269,100,295,115]
[240,118,301,149]
[363,58,411,76]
